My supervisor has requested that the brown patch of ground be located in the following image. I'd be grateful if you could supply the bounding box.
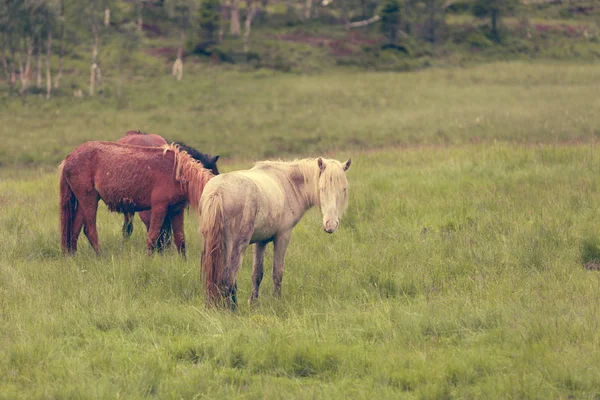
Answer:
[146,47,189,59]
[583,261,600,271]
[533,23,588,37]
[269,31,381,56]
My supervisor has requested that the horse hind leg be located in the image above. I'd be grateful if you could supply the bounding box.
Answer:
[249,242,267,305]
[169,210,185,257]
[223,233,252,310]
[81,196,101,254]
[145,204,168,255]
[122,212,134,238]
[70,205,86,253]
[156,216,173,254]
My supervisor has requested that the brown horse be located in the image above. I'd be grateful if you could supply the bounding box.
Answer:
[59,141,214,256]
[116,130,219,250]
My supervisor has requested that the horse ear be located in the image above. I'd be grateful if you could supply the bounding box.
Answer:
[318,158,325,173]
[213,155,220,163]
[343,158,351,172]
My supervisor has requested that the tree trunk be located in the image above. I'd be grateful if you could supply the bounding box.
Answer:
[1,47,17,95]
[491,8,498,42]
[137,0,144,32]
[104,7,110,27]
[304,0,312,19]
[218,4,226,43]
[243,0,256,53]
[90,23,99,96]
[46,32,52,99]
[18,37,33,93]
[172,30,184,81]
[54,0,65,89]
[36,37,42,89]
[230,0,241,36]
[360,0,367,18]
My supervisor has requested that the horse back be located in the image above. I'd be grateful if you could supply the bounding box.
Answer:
[117,132,168,147]
[63,141,184,213]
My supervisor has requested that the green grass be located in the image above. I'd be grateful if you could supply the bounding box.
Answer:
[2,62,600,169]
[2,143,600,398]
[3,61,600,398]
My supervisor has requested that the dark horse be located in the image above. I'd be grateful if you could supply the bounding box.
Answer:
[116,130,219,250]
[59,141,214,256]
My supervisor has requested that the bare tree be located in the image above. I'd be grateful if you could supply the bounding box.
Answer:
[17,37,33,93]
[0,0,21,94]
[137,0,146,32]
[165,0,196,81]
[54,0,65,89]
[230,0,241,35]
[35,32,42,89]
[243,0,256,53]
[304,0,312,19]
[45,28,52,98]
[77,0,104,96]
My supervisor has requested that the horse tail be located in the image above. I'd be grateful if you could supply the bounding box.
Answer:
[200,190,225,304]
[59,161,77,254]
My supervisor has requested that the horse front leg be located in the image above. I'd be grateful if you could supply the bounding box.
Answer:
[249,242,267,305]
[170,210,186,257]
[272,231,292,298]
[145,204,168,255]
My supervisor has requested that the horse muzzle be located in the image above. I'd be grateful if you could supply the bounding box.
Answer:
[323,219,339,234]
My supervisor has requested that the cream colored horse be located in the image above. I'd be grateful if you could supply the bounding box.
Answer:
[199,157,351,307]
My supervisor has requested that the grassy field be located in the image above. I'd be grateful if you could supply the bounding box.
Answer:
[2,62,600,168]
[2,63,600,398]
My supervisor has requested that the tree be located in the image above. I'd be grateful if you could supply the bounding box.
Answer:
[230,0,240,36]
[136,0,148,32]
[242,0,256,53]
[472,0,518,43]
[421,0,446,43]
[53,0,65,89]
[0,0,24,95]
[165,0,196,81]
[198,0,220,44]
[380,0,402,45]
[116,22,142,103]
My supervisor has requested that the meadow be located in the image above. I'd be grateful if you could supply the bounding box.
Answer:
[2,62,600,398]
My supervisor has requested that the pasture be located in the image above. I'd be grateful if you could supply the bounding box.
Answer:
[2,62,600,398]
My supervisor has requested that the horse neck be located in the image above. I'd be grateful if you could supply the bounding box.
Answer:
[289,162,320,210]
[172,149,212,210]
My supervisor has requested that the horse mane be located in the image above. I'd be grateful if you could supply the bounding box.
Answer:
[164,144,214,210]
[254,158,348,208]
[171,140,215,170]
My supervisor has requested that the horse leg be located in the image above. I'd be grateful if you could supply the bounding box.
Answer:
[170,210,186,257]
[145,204,168,255]
[156,216,172,253]
[122,212,134,238]
[139,210,151,232]
[223,233,251,309]
[70,205,86,253]
[249,242,267,304]
[81,197,100,254]
[272,231,292,298]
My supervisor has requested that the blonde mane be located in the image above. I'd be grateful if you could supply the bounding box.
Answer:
[163,144,214,211]
[254,158,349,209]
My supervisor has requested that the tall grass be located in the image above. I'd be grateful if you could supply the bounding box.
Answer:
[2,144,600,398]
